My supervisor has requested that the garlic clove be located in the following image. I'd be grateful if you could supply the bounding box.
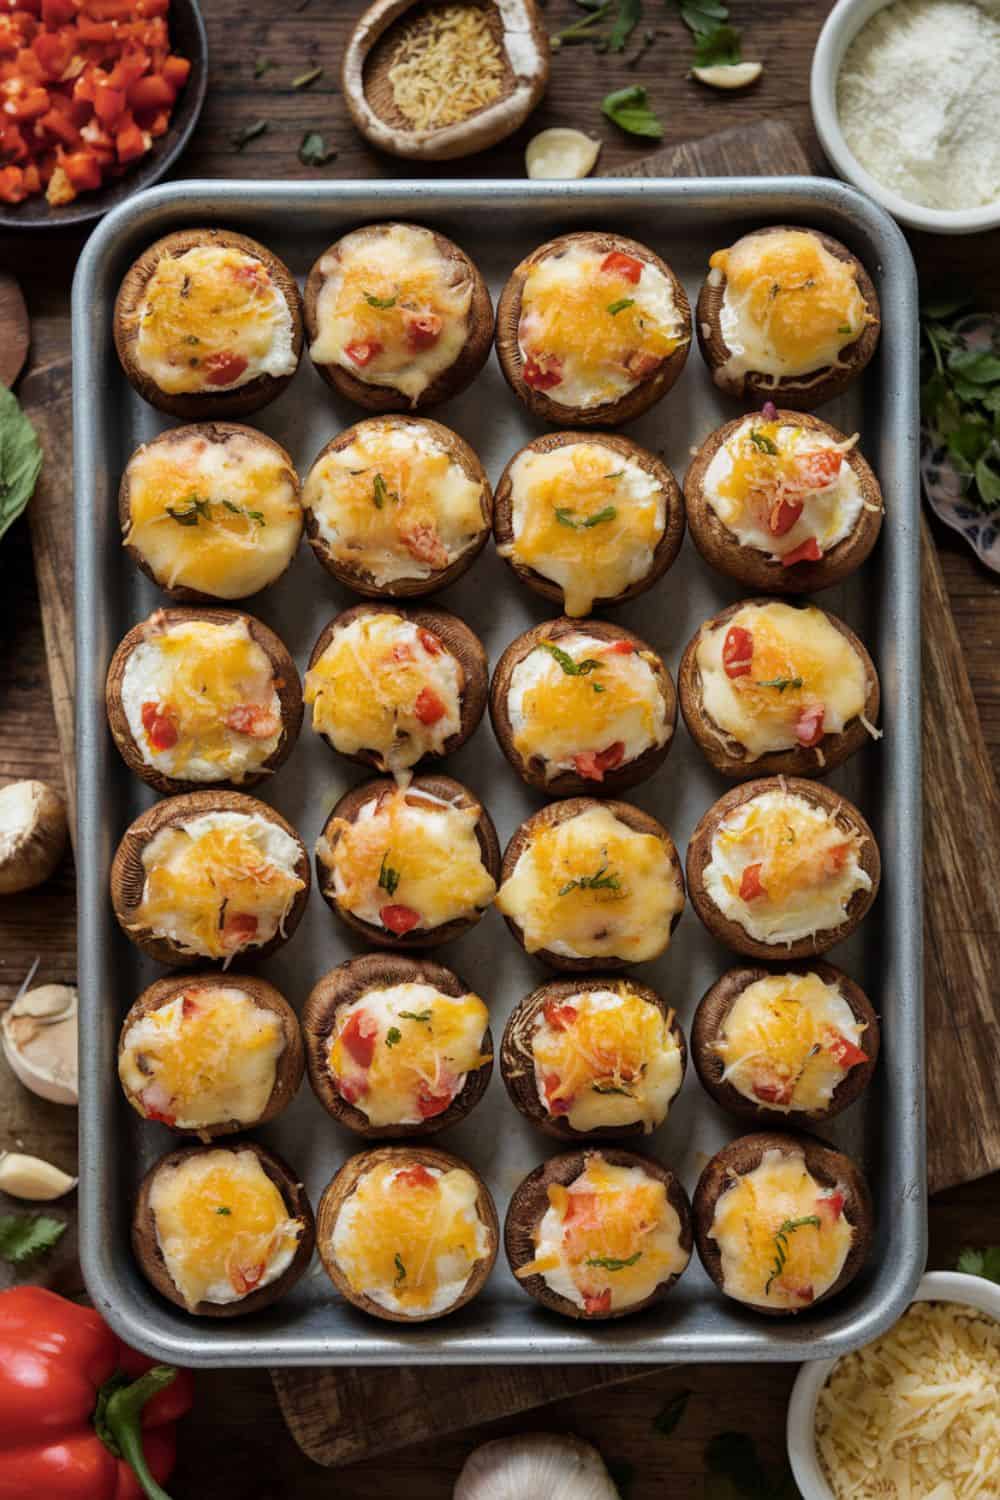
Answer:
[691,61,763,90]
[454,1434,621,1499]
[0,1152,77,1202]
[2,983,79,1106]
[0,780,68,895]
[526,128,602,181]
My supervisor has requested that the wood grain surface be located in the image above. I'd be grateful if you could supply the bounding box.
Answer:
[0,1,999,1494]
[0,274,29,388]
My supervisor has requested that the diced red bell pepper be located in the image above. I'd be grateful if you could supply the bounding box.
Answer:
[573,741,625,782]
[739,863,765,901]
[816,1191,845,1224]
[823,842,851,876]
[416,1083,453,1119]
[345,339,381,367]
[543,1074,570,1116]
[115,117,147,164]
[61,147,101,188]
[200,350,248,385]
[781,536,823,568]
[75,14,117,40]
[40,107,81,146]
[93,82,125,123]
[224,704,280,739]
[796,703,825,748]
[229,1259,265,1297]
[723,625,754,679]
[414,686,446,726]
[543,1000,578,1031]
[752,1074,794,1106]
[826,1034,867,1070]
[600,250,642,283]
[0,123,28,161]
[604,639,635,654]
[0,162,29,199]
[624,349,661,379]
[339,1011,377,1069]
[418,627,443,656]
[380,904,420,936]
[337,1074,367,1105]
[140,700,178,751]
[32,29,75,77]
[41,0,76,23]
[221,913,259,951]
[400,522,448,569]
[180,994,199,1019]
[161,53,189,89]
[395,1164,435,1190]
[126,71,173,110]
[8,84,49,119]
[522,354,562,390]
[769,497,803,536]
[583,1289,612,1315]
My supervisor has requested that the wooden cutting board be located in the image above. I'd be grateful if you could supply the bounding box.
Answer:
[17,117,1000,1469]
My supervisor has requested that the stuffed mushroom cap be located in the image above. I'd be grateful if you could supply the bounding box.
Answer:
[316,1145,498,1321]
[505,1148,692,1319]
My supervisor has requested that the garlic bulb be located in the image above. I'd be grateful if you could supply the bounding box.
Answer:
[0,1152,77,1201]
[454,1434,621,1499]
[526,129,602,180]
[0,780,68,895]
[2,982,78,1105]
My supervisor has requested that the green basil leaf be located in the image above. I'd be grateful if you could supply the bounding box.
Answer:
[601,84,664,139]
[974,449,1000,511]
[693,22,741,65]
[0,385,43,545]
[609,0,642,51]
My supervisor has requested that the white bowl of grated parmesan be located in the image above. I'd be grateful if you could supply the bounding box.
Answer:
[787,1271,1000,1498]
[810,0,1000,234]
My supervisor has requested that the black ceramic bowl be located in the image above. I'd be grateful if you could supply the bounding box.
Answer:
[0,0,208,231]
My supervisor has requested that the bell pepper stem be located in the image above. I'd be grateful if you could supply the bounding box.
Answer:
[101,1366,177,1500]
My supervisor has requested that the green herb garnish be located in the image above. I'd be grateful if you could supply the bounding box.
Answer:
[166,496,211,526]
[921,297,1000,514]
[765,1215,820,1295]
[372,472,396,510]
[216,1206,231,1216]
[292,66,323,89]
[601,84,664,140]
[394,1252,406,1284]
[559,864,621,896]
[539,641,603,676]
[299,131,337,167]
[604,469,625,479]
[0,1213,66,1265]
[586,1251,642,1270]
[554,505,618,530]
[253,57,273,78]
[385,1027,402,1049]
[365,291,398,309]
[591,1081,633,1096]
[749,429,779,455]
[607,297,635,316]
[231,119,268,150]
[378,851,400,896]
[755,676,803,692]
[550,1,611,49]
[399,1009,432,1024]
[222,499,265,525]
[610,0,642,51]
[0,386,43,545]
[838,323,853,335]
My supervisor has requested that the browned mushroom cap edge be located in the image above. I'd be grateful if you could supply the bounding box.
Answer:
[302,952,493,1137]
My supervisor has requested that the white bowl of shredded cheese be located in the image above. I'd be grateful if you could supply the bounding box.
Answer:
[811,0,1000,234]
[787,1271,1000,1497]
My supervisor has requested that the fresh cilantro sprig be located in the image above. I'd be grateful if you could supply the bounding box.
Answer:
[957,1246,1000,1283]
[921,297,1000,514]
[0,1213,66,1264]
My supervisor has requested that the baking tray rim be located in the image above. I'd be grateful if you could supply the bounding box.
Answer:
[73,174,925,1366]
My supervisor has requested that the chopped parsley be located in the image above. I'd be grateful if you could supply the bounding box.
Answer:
[394,1252,406,1284]
[222,498,265,525]
[748,430,779,455]
[299,131,337,167]
[765,1215,820,1294]
[231,119,268,150]
[399,1009,432,1024]
[539,641,603,677]
[385,1027,402,1049]
[607,297,635,316]
[216,1206,231,1216]
[755,676,803,692]
[166,495,211,526]
[253,57,273,79]
[592,1081,633,1096]
[838,323,853,335]
[559,864,621,896]
[372,472,398,510]
[378,851,400,896]
[586,1251,642,1271]
[554,505,618,529]
[604,469,625,479]
[364,291,398,309]
[292,65,323,89]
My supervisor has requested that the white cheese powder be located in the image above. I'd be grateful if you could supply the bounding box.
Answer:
[836,0,1000,212]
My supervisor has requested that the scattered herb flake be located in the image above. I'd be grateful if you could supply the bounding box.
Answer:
[364,291,398,309]
[539,641,604,676]
[601,84,664,140]
[299,131,337,167]
[292,66,323,89]
[0,1213,66,1264]
[586,1250,642,1270]
[166,496,211,526]
[838,323,853,335]
[253,57,273,79]
[385,1027,402,1049]
[0,386,42,545]
[399,1009,432,1024]
[216,1206,231,1216]
[607,297,635,315]
[653,1388,691,1437]
[394,1252,406,1283]
[554,505,618,530]
[765,1215,820,1294]
[373,472,391,510]
[551,1,611,48]
[378,851,400,896]
[755,675,803,692]
[232,119,269,150]
[591,1080,633,1096]
[559,864,621,896]
[749,429,779,455]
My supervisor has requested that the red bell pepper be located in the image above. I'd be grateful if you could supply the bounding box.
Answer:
[0,1286,193,1500]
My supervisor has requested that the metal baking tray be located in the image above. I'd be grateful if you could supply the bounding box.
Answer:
[73,177,924,1367]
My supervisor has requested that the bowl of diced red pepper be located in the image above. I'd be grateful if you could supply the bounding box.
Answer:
[0,0,207,227]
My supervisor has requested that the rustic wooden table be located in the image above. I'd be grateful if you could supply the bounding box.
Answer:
[1,1,999,1493]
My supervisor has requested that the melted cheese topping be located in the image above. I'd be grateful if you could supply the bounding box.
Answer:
[327,983,490,1128]
[496,804,683,962]
[120,618,282,782]
[119,986,285,1131]
[708,230,869,384]
[709,1149,853,1310]
[714,973,867,1114]
[330,1161,489,1316]
[517,243,687,409]
[695,602,869,758]
[703,789,872,946]
[516,1156,689,1312]
[816,1300,1000,1498]
[304,421,485,587]
[134,245,296,395]
[501,443,666,617]
[149,1148,303,1308]
[123,430,302,599]
[702,417,865,562]
[304,614,462,776]
[531,989,682,1133]
[131,811,305,961]
[508,635,669,781]
[319,787,496,933]
[310,224,473,402]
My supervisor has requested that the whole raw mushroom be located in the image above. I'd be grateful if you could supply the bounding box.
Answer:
[0,780,67,894]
